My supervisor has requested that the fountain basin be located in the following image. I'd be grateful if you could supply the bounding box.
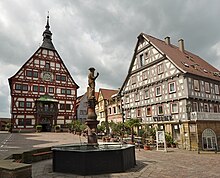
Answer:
[52,143,136,175]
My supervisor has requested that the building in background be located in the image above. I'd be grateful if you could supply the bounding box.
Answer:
[8,16,79,132]
[76,92,98,123]
[119,33,220,151]
[107,91,123,123]
[96,88,118,124]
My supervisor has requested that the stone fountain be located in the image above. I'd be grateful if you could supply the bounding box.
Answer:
[52,67,136,175]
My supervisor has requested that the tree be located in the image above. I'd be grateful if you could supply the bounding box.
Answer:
[124,118,141,143]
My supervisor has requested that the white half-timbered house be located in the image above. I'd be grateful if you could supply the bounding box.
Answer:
[8,16,79,132]
[120,33,220,151]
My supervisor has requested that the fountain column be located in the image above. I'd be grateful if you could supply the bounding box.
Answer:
[85,67,99,144]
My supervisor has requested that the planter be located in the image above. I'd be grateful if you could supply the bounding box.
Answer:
[144,145,151,150]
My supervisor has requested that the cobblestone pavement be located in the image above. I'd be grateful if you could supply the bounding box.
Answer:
[1,132,220,178]
[30,133,220,178]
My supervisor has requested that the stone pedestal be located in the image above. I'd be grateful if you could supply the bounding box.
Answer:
[86,98,99,144]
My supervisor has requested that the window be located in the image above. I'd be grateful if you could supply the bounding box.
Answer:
[61,89,71,95]
[156,86,162,96]
[214,105,218,113]
[126,110,131,118]
[193,102,198,112]
[26,102,32,108]
[215,85,219,94]
[113,107,116,114]
[140,54,144,67]
[146,106,151,116]
[142,70,148,80]
[49,87,54,93]
[26,70,38,78]
[171,103,178,113]
[39,86,45,92]
[109,108,111,114]
[169,82,176,93]
[135,93,139,101]
[66,104,71,110]
[125,96,129,103]
[19,101,25,108]
[18,119,24,126]
[15,84,28,91]
[60,104,65,110]
[158,105,163,115]
[137,108,141,117]
[205,82,210,93]
[194,80,200,91]
[26,70,32,77]
[144,89,149,99]
[157,63,164,74]
[26,119,32,126]
[56,75,66,81]
[131,75,136,85]
[45,62,50,69]
[33,85,38,92]
[204,103,209,112]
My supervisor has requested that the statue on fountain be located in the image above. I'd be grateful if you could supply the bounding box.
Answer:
[86,67,99,144]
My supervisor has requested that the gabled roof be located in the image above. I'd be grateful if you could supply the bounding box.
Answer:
[8,16,79,89]
[119,33,220,95]
[99,88,118,100]
[142,33,220,80]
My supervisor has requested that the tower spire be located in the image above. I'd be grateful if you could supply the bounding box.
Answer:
[41,13,55,50]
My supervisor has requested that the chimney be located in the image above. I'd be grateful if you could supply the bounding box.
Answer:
[178,39,184,52]
[164,36,171,45]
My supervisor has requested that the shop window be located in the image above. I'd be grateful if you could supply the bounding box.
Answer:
[202,128,217,150]
[169,82,176,93]
[194,79,200,91]
[205,82,210,93]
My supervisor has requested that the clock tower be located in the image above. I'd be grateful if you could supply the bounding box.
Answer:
[8,15,79,132]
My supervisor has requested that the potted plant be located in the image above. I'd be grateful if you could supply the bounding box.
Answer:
[36,125,42,132]
[54,125,60,132]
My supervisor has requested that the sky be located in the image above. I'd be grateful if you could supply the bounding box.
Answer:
[1,0,220,118]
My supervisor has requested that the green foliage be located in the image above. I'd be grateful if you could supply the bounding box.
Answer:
[70,120,86,132]
[124,118,141,143]
[165,132,175,144]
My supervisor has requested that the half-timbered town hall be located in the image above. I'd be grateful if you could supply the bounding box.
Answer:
[8,16,79,132]
[120,33,220,151]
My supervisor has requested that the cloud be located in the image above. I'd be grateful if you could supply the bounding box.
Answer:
[1,0,220,117]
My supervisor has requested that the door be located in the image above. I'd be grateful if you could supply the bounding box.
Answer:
[202,129,217,150]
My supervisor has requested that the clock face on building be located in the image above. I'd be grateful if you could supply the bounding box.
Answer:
[43,72,52,81]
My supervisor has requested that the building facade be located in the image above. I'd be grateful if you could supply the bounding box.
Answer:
[8,16,79,132]
[96,88,118,124]
[107,92,123,123]
[119,33,220,151]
